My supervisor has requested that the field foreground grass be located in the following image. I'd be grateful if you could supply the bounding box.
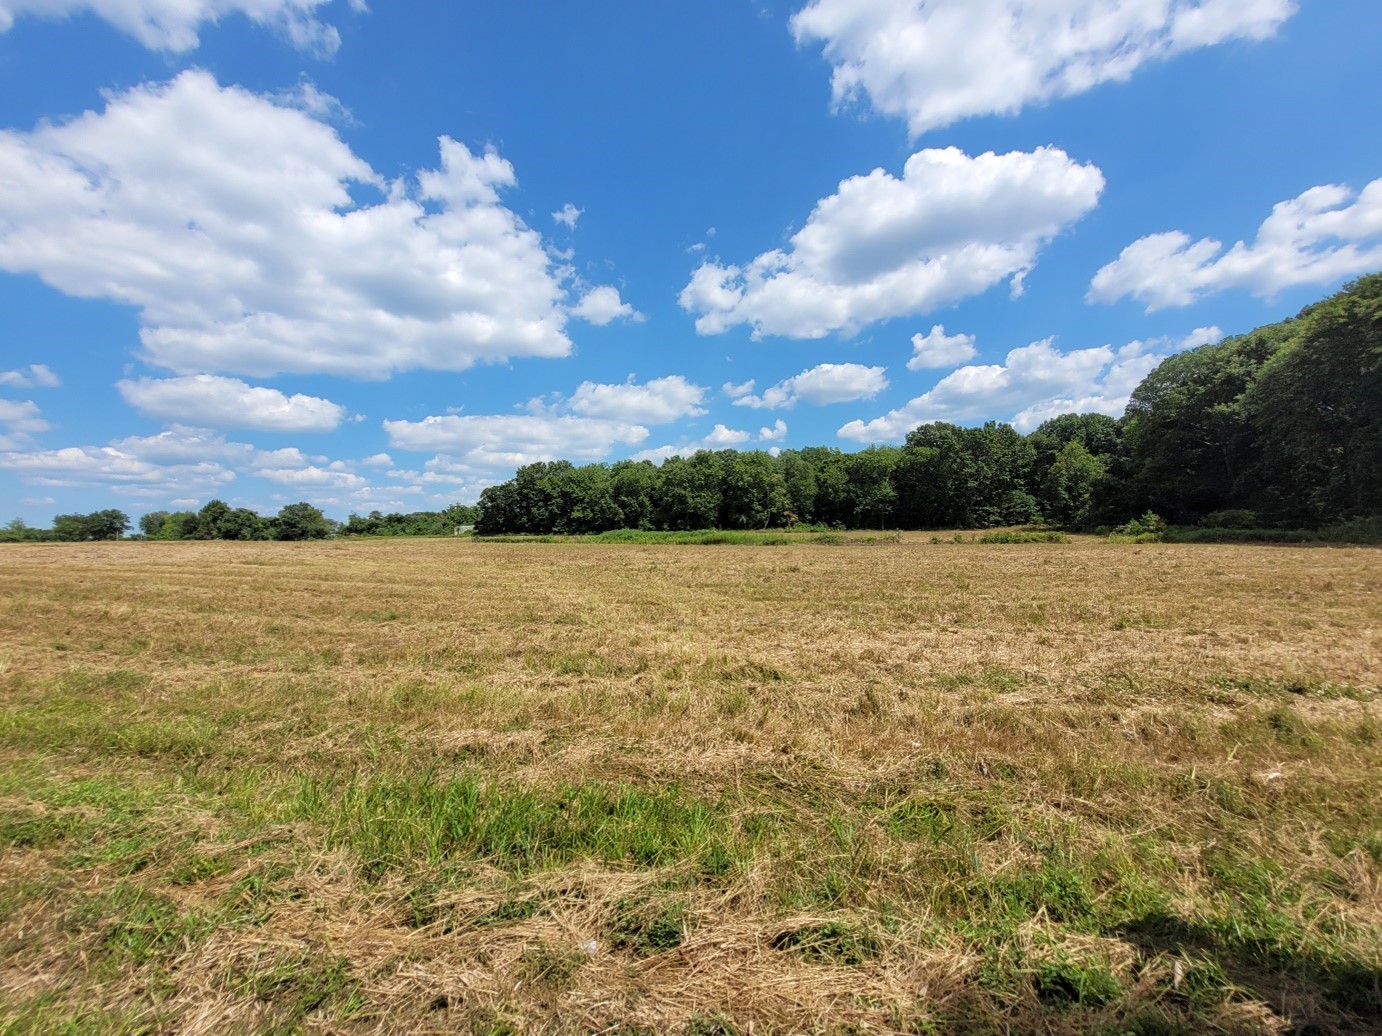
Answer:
[0,536,1378,1035]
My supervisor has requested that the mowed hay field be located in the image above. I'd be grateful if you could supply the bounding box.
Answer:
[0,537,1379,1036]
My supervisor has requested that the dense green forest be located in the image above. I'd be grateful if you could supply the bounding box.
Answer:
[473,274,1381,535]
[5,274,1378,542]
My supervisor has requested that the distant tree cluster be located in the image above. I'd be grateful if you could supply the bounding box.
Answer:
[476,274,1381,535]
[472,416,1120,535]
[3,500,484,545]
[3,501,338,543]
[340,505,479,537]
[1,509,133,542]
[136,500,336,541]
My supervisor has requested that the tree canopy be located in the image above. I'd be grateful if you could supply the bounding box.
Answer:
[469,276,1381,536]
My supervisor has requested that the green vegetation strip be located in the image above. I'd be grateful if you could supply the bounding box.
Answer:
[288,773,752,878]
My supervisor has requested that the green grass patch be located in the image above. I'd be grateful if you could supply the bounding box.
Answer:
[770,919,882,965]
[230,952,364,1023]
[516,943,587,985]
[60,881,219,968]
[0,997,159,1036]
[0,691,221,763]
[1031,955,1122,1008]
[976,530,1070,544]
[290,772,752,879]
[608,894,690,956]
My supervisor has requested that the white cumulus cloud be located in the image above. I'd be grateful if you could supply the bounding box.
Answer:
[382,414,650,470]
[553,203,582,229]
[1089,179,1382,310]
[568,375,707,423]
[632,423,767,463]
[679,146,1103,339]
[0,442,236,497]
[117,375,345,432]
[839,333,1210,440]
[791,0,1294,136]
[1182,326,1225,349]
[727,362,887,409]
[0,423,388,503]
[0,0,362,54]
[0,398,50,449]
[908,325,977,370]
[0,363,60,388]
[704,424,751,447]
[258,464,365,489]
[0,399,48,432]
[759,419,788,442]
[571,285,644,326]
[0,70,627,379]
[380,374,714,477]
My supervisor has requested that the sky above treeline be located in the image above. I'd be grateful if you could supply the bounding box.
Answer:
[1,1,1380,523]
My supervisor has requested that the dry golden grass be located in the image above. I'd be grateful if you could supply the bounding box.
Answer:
[0,536,1378,1034]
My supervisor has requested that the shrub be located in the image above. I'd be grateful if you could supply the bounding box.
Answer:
[1110,512,1167,541]
[977,530,1069,544]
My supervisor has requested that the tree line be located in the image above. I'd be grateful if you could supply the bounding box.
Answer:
[471,419,1116,535]
[474,274,1381,535]
[340,505,479,537]
[5,274,1377,542]
[2,500,488,543]
[2,501,328,542]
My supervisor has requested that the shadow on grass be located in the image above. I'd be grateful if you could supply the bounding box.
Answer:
[1120,910,1382,1036]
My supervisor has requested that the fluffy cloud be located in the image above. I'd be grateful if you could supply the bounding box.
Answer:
[380,374,713,476]
[553,203,582,229]
[0,398,50,449]
[0,364,59,388]
[258,464,365,489]
[758,419,788,442]
[0,423,393,502]
[375,455,505,507]
[631,423,770,463]
[0,0,362,54]
[1181,326,1225,349]
[0,71,628,379]
[114,426,253,465]
[117,375,345,432]
[0,442,236,497]
[270,80,357,124]
[571,285,643,326]
[382,414,650,470]
[568,375,707,423]
[1089,180,1382,310]
[704,424,751,447]
[908,325,976,370]
[680,147,1103,339]
[791,0,1294,136]
[0,398,49,432]
[839,331,1219,440]
[726,363,887,409]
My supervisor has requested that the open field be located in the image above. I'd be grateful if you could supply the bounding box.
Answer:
[0,536,1379,1035]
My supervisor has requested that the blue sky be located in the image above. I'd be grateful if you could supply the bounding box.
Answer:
[1,0,1379,523]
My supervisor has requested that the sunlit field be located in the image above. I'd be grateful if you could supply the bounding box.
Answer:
[1,537,1378,1034]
